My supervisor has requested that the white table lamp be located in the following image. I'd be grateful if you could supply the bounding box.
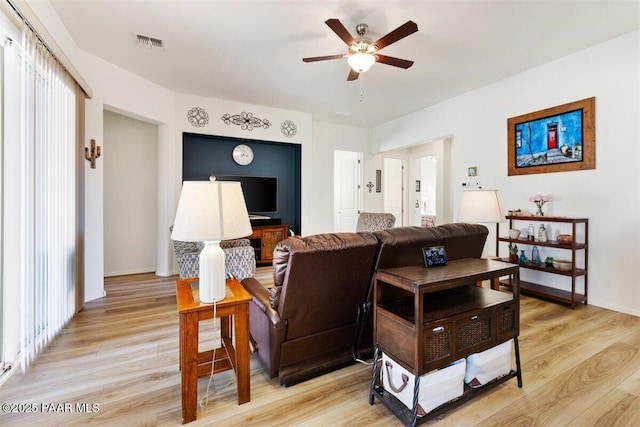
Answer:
[457,189,505,223]
[457,189,505,256]
[171,179,252,303]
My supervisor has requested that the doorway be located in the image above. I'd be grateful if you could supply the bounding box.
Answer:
[412,155,437,227]
[383,158,404,226]
[103,110,158,276]
[333,150,361,232]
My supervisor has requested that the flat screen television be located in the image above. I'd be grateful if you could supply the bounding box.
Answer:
[215,175,278,214]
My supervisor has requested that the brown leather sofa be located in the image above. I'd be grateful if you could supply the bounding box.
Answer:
[242,223,489,386]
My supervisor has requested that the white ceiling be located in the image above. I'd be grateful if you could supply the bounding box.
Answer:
[50,0,640,128]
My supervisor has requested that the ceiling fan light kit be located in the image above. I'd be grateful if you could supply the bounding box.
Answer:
[303,18,418,81]
[347,52,376,73]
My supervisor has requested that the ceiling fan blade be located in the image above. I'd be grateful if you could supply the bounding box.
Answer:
[376,54,414,69]
[347,68,360,81]
[325,18,356,46]
[373,21,418,50]
[303,54,346,63]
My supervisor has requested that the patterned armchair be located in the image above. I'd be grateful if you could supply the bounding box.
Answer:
[170,227,256,280]
[355,212,396,232]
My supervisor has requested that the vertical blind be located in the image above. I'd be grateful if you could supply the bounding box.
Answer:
[19,22,77,370]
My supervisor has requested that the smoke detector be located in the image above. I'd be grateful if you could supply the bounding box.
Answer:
[136,34,164,50]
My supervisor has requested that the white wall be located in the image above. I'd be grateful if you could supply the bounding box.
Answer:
[103,110,158,276]
[371,31,640,316]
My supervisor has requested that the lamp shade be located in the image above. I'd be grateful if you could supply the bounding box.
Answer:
[457,190,505,223]
[171,181,252,242]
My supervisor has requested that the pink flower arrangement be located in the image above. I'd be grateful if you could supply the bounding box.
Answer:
[529,194,552,215]
[529,194,553,204]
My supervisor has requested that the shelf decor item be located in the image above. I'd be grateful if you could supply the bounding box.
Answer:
[508,243,519,262]
[532,246,542,266]
[529,194,552,216]
[552,259,573,271]
[422,245,447,267]
[556,234,573,244]
[518,250,528,264]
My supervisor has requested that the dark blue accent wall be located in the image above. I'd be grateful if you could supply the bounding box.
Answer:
[182,133,301,234]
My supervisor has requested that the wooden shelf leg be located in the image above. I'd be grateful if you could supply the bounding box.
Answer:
[514,337,523,388]
[369,347,379,405]
[410,374,420,427]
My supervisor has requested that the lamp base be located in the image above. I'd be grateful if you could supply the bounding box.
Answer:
[199,241,226,303]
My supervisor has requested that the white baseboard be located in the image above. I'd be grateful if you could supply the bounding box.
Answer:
[104,268,155,277]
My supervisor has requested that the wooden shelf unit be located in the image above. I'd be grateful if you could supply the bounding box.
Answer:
[369,259,522,426]
[248,224,288,264]
[497,215,588,308]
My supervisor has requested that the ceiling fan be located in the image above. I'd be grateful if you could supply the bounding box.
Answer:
[303,18,418,81]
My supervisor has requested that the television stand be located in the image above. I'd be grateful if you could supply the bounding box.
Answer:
[248,222,288,264]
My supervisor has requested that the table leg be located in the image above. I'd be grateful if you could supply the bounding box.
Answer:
[234,303,251,404]
[181,312,199,424]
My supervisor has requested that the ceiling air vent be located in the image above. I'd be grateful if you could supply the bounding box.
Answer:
[136,34,164,50]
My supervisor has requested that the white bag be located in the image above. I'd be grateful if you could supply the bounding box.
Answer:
[381,353,465,416]
[465,340,512,388]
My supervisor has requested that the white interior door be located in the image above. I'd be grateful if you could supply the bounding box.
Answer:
[383,158,404,226]
[334,151,361,231]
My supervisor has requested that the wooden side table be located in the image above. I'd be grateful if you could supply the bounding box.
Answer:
[175,277,252,424]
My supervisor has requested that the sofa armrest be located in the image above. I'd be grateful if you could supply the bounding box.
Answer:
[241,277,283,327]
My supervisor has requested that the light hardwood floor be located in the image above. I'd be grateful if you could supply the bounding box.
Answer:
[1,268,639,426]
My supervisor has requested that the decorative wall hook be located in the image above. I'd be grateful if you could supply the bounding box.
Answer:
[85,139,101,169]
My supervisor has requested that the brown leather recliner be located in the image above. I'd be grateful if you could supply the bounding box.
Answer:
[241,232,379,386]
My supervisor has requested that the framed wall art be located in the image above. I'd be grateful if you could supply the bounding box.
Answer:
[507,97,595,176]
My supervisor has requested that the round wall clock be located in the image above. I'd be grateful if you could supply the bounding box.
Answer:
[232,144,254,165]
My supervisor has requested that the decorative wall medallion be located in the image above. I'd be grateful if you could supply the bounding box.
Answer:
[187,107,209,127]
[280,120,297,138]
[221,112,271,131]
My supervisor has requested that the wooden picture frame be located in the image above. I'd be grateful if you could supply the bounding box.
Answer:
[507,97,595,176]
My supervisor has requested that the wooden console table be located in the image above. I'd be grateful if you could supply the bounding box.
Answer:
[175,277,252,424]
[370,258,522,426]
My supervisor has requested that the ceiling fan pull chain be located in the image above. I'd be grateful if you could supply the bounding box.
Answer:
[359,75,364,102]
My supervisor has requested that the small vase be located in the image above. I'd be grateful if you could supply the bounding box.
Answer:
[518,250,528,264]
[535,204,544,216]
